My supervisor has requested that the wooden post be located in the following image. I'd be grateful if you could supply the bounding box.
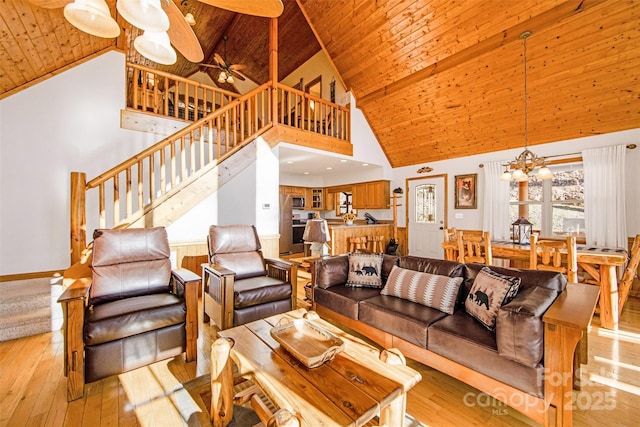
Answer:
[70,172,87,265]
[269,17,278,124]
[211,338,234,427]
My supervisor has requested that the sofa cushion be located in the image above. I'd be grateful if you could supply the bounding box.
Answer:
[496,285,558,367]
[464,267,521,331]
[428,310,544,398]
[233,276,291,309]
[84,293,185,346]
[359,295,448,348]
[380,265,462,314]
[465,263,566,294]
[315,255,349,289]
[347,252,384,288]
[400,256,466,278]
[313,286,382,320]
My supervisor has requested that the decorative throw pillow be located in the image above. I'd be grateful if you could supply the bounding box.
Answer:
[346,252,384,288]
[465,266,521,331]
[380,265,463,315]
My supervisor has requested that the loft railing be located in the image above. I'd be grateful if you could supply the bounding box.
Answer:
[70,83,272,261]
[70,73,351,263]
[275,83,350,141]
[127,63,239,121]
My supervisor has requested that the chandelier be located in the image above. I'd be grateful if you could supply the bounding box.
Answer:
[501,31,553,182]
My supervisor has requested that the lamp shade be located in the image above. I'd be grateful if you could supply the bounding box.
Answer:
[303,219,330,243]
[117,0,170,33]
[134,31,177,65]
[63,0,120,38]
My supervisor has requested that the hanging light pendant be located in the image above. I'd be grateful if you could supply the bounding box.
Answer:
[501,31,553,182]
[63,0,120,38]
[117,0,170,33]
[134,31,177,65]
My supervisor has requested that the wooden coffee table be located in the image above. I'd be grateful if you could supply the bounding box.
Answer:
[217,309,422,426]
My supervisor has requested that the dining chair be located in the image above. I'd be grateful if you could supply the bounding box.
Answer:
[442,227,457,261]
[529,234,578,283]
[618,234,640,316]
[457,230,492,265]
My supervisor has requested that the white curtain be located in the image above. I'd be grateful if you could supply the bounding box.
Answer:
[482,161,511,241]
[583,145,627,248]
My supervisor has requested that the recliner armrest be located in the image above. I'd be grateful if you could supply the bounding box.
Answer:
[171,268,201,296]
[170,268,199,363]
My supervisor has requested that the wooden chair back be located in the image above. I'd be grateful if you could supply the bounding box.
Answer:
[618,234,640,316]
[442,227,457,261]
[457,230,492,265]
[530,234,578,283]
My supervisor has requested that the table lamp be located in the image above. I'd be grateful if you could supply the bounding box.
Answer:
[303,215,331,257]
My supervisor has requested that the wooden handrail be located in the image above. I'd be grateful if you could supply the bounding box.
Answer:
[274,83,350,141]
[127,63,239,121]
[70,74,351,264]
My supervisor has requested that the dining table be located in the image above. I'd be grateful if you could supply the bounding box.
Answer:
[443,239,628,330]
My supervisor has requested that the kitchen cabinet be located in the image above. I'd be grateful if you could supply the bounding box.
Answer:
[352,180,390,209]
[280,186,306,197]
[307,188,325,210]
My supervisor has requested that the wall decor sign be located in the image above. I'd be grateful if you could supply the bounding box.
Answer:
[454,173,477,209]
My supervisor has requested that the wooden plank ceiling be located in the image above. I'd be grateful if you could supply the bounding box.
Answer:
[1,0,639,168]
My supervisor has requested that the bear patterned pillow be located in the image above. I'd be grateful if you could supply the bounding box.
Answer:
[464,266,521,331]
[346,252,384,288]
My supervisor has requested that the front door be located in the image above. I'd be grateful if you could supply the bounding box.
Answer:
[408,175,447,258]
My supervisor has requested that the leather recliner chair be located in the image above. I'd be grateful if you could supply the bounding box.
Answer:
[202,225,298,330]
[58,227,199,401]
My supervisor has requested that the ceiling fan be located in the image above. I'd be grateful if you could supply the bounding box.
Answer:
[199,36,248,84]
[27,0,204,64]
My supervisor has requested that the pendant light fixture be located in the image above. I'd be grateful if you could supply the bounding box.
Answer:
[501,31,553,182]
[116,0,170,33]
[134,31,177,65]
[63,0,120,38]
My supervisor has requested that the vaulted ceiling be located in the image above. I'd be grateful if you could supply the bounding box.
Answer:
[2,0,639,168]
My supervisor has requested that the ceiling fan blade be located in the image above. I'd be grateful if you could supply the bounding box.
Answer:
[197,0,284,17]
[229,63,246,71]
[213,53,226,66]
[162,0,204,63]
[28,0,70,8]
[231,70,246,81]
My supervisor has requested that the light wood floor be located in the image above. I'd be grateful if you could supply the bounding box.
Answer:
[1,279,639,426]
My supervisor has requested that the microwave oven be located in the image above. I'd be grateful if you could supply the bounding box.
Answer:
[292,197,305,208]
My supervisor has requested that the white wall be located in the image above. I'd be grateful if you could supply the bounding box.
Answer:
[0,51,163,275]
[390,129,640,238]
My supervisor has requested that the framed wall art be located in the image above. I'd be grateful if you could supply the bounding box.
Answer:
[454,173,477,209]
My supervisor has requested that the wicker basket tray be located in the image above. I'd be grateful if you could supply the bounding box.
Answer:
[270,319,344,368]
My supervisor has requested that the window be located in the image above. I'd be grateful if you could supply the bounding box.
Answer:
[415,184,436,223]
[509,163,584,237]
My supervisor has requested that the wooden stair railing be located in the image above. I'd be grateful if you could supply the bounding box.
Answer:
[275,83,350,141]
[70,82,272,263]
[127,63,239,121]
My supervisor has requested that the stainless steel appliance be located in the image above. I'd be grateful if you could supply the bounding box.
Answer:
[292,197,305,208]
[279,194,293,254]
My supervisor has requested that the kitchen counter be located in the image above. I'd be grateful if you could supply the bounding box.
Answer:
[327,223,392,255]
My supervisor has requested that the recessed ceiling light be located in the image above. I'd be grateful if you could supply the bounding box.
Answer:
[362,163,369,166]
[286,161,293,164]
[304,172,310,175]
[326,167,332,170]
[340,159,347,163]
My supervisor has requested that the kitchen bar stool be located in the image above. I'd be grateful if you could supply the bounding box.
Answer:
[348,236,367,252]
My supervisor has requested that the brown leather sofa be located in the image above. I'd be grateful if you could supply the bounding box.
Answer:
[58,227,200,401]
[202,225,298,330]
[313,254,599,426]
